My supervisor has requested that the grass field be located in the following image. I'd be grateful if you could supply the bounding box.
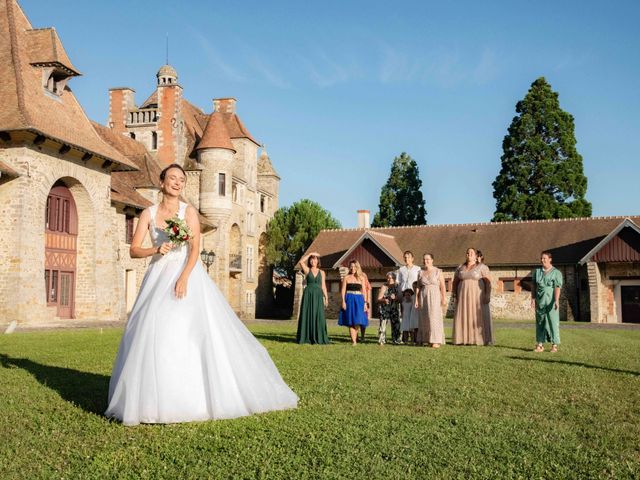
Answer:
[1,323,639,479]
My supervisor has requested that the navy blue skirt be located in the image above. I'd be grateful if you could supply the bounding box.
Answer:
[338,293,368,327]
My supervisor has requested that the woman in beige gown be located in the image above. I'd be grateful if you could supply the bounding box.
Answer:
[415,253,447,348]
[477,251,494,345]
[452,248,492,345]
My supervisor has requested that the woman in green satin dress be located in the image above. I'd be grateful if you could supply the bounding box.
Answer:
[531,251,563,353]
[296,252,330,344]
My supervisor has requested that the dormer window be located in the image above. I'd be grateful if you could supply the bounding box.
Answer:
[40,66,73,96]
[26,28,81,97]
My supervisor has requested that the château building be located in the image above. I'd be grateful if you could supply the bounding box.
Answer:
[0,0,278,326]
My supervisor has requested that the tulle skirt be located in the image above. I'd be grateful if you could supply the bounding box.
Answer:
[338,293,368,327]
[105,252,298,426]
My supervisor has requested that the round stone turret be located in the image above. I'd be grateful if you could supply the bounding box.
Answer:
[157,64,178,85]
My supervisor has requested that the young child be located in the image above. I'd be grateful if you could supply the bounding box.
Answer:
[400,287,419,344]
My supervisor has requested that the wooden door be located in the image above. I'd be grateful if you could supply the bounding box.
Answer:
[58,272,74,318]
[621,286,640,323]
[44,184,78,319]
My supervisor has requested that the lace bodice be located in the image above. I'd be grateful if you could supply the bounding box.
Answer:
[149,202,189,262]
[454,263,490,281]
[418,267,441,287]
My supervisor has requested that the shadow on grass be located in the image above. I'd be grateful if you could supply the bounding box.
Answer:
[0,354,109,415]
[507,356,640,377]
[252,332,364,345]
[492,345,535,353]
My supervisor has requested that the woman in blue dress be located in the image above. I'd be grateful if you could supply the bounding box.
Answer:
[339,260,368,345]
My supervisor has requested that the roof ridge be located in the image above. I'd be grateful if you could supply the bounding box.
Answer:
[6,0,31,127]
[317,215,640,233]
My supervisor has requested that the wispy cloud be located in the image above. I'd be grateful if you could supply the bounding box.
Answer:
[379,41,423,84]
[189,28,246,83]
[246,55,291,89]
[299,49,360,88]
[471,48,499,85]
[553,50,592,71]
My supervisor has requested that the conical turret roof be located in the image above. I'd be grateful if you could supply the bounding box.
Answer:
[258,147,279,178]
[196,111,235,152]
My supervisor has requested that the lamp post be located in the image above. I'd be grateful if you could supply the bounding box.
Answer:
[200,249,216,273]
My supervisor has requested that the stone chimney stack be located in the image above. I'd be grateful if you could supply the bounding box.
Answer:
[357,210,370,229]
[108,87,135,133]
[213,98,237,114]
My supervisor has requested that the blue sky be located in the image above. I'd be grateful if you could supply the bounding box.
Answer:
[21,0,640,227]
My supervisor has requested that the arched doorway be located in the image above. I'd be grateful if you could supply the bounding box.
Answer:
[229,224,242,315]
[44,183,78,318]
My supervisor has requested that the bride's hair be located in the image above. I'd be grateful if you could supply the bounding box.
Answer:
[160,163,186,182]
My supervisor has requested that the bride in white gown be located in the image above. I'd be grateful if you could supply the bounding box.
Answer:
[106,164,298,426]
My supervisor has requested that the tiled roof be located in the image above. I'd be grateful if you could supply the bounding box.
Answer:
[304,216,640,268]
[24,27,79,74]
[196,111,235,151]
[110,174,153,210]
[221,112,260,145]
[0,0,136,169]
[257,148,279,177]
[140,91,157,108]
[92,121,161,188]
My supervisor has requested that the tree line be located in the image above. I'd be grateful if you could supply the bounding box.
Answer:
[266,76,592,281]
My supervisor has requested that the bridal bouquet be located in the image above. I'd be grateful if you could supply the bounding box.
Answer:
[164,217,192,245]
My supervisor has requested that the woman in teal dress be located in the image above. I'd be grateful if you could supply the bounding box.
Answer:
[531,251,563,352]
[296,252,330,344]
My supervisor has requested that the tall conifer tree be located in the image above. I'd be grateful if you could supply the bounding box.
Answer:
[372,152,427,227]
[492,77,591,221]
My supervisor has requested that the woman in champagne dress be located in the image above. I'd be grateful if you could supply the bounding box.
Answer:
[452,248,492,345]
[106,164,298,425]
[477,251,494,345]
[415,253,446,348]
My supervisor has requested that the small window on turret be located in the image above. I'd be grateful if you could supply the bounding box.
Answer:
[151,132,158,150]
[130,132,136,140]
[260,195,266,213]
[218,173,226,196]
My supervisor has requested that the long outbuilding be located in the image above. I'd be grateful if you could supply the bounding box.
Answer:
[296,213,640,323]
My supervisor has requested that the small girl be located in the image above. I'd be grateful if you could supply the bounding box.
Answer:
[401,286,419,344]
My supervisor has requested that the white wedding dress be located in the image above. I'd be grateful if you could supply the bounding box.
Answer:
[105,202,298,426]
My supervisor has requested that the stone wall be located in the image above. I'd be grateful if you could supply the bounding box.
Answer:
[588,261,640,323]
[0,142,119,324]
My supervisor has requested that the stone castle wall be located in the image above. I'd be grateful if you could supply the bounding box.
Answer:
[0,142,121,324]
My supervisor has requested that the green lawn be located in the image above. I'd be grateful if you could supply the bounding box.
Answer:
[1,324,639,479]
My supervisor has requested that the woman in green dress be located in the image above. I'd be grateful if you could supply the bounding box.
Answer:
[531,251,563,352]
[296,252,330,344]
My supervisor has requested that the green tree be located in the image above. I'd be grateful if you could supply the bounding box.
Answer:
[372,152,427,227]
[265,199,341,280]
[492,77,591,221]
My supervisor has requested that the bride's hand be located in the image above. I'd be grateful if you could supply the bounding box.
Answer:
[175,276,188,299]
[158,242,173,255]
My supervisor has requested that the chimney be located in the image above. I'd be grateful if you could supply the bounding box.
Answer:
[213,97,237,114]
[108,87,135,133]
[357,210,370,229]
